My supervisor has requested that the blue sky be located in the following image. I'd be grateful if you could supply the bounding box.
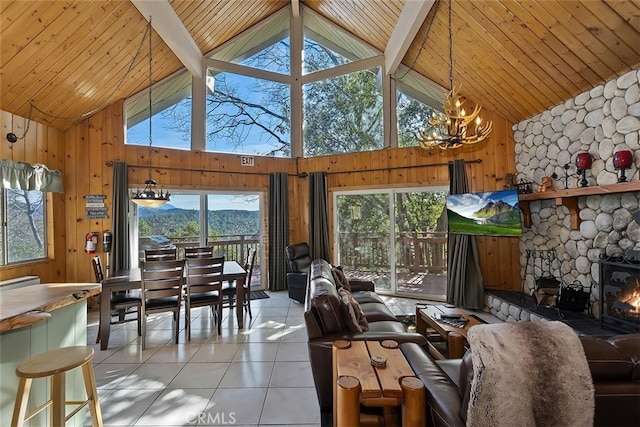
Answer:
[168,194,259,211]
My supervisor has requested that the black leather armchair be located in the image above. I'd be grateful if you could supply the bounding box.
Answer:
[285,242,311,303]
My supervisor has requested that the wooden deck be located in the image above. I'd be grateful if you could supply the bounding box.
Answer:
[348,271,447,299]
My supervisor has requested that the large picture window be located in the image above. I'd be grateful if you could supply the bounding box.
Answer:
[304,68,383,156]
[125,70,193,150]
[205,70,291,157]
[124,4,444,157]
[0,189,47,264]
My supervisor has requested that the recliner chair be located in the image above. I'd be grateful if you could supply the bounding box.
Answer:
[285,242,311,303]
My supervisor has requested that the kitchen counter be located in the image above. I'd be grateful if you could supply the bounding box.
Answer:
[0,282,100,333]
[0,282,101,426]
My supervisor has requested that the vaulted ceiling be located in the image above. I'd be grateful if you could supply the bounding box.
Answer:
[1,0,638,131]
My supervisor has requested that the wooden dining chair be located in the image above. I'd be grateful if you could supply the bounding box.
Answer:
[184,246,214,259]
[222,248,257,318]
[144,248,177,262]
[140,259,186,350]
[92,256,141,344]
[185,256,225,339]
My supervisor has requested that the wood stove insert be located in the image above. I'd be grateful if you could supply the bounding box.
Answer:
[599,250,640,333]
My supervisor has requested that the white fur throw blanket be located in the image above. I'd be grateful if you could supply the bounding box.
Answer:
[466,321,594,427]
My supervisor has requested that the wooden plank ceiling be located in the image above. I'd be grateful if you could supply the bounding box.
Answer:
[0,0,638,131]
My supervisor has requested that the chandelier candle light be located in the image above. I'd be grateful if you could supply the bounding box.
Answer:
[417,0,492,150]
[131,17,170,208]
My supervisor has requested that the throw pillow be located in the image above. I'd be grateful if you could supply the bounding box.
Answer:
[338,287,369,333]
[332,266,351,291]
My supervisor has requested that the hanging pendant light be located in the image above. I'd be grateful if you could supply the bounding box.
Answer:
[131,17,170,208]
[417,0,492,150]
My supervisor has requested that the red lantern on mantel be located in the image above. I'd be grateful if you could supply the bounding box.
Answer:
[613,149,634,183]
[575,152,592,187]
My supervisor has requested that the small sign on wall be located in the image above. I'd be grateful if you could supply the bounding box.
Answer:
[85,194,108,219]
[241,156,254,167]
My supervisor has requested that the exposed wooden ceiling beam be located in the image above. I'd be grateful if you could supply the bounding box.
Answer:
[385,0,435,75]
[131,0,203,78]
[291,0,300,17]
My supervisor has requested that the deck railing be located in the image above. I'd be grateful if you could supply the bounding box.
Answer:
[337,231,447,274]
[168,235,260,263]
[143,231,444,288]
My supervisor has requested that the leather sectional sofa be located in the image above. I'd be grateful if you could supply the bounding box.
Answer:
[303,259,427,413]
[303,258,640,426]
[400,333,640,427]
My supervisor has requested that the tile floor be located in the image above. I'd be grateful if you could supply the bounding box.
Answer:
[86,291,425,426]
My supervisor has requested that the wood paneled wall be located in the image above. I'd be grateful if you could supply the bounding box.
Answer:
[2,100,520,291]
[0,111,66,283]
[298,109,521,290]
[62,101,296,284]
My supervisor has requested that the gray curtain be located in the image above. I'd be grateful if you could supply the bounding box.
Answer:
[308,172,330,261]
[111,162,130,274]
[268,172,289,291]
[446,159,484,308]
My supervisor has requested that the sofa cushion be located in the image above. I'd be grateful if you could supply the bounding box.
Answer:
[332,266,351,291]
[366,320,407,333]
[581,335,635,381]
[309,276,346,334]
[338,288,368,332]
[352,290,385,304]
[360,302,398,322]
[607,334,640,380]
[310,259,335,281]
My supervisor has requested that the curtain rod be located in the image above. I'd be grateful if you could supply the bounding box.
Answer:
[105,158,482,178]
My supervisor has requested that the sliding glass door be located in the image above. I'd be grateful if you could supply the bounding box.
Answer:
[334,187,447,299]
[132,190,264,289]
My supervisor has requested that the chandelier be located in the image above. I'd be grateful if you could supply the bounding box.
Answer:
[131,18,170,208]
[416,0,492,150]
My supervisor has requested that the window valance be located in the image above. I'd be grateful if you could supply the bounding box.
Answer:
[0,159,63,193]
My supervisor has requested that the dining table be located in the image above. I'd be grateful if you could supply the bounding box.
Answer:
[97,260,247,350]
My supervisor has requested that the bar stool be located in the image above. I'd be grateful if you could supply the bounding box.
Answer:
[11,346,103,427]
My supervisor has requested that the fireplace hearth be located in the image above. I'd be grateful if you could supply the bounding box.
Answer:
[599,251,640,333]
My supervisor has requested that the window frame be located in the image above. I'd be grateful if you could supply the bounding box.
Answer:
[332,185,448,299]
[123,3,445,158]
[0,188,49,266]
[129,188,264,267]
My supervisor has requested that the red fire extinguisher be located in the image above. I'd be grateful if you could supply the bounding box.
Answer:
[85,232,98,254]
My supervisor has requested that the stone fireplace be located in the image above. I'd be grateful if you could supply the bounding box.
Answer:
[512,67,640,319]
[599,251,640,332]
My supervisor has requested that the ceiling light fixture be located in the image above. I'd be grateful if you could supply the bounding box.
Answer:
[131,17,170,208]
[416,0,492,150]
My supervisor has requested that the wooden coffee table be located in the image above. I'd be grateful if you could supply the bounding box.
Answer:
[415,304,482,359]
[332,340,425,427]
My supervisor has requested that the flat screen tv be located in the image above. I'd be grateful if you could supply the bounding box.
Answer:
[446,189,523,236]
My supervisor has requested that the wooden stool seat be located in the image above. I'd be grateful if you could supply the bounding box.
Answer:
[16,346,94,378]
[12,346,103,427]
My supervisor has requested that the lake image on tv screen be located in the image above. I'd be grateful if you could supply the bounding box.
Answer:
[446,189,523,236]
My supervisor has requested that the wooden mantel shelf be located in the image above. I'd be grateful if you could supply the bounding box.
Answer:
[518,181,640,230]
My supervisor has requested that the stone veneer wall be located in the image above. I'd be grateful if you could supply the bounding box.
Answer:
[512,68,640,318]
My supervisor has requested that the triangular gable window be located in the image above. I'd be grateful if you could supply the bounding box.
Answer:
[210,9,290,76]
[303,8,377,74]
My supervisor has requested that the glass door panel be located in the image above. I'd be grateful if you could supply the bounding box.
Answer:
[137,194,200,261]
[335,193,392,293]
[206,193,262,289]
[335,188,447,299]
[394,190,448,299]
